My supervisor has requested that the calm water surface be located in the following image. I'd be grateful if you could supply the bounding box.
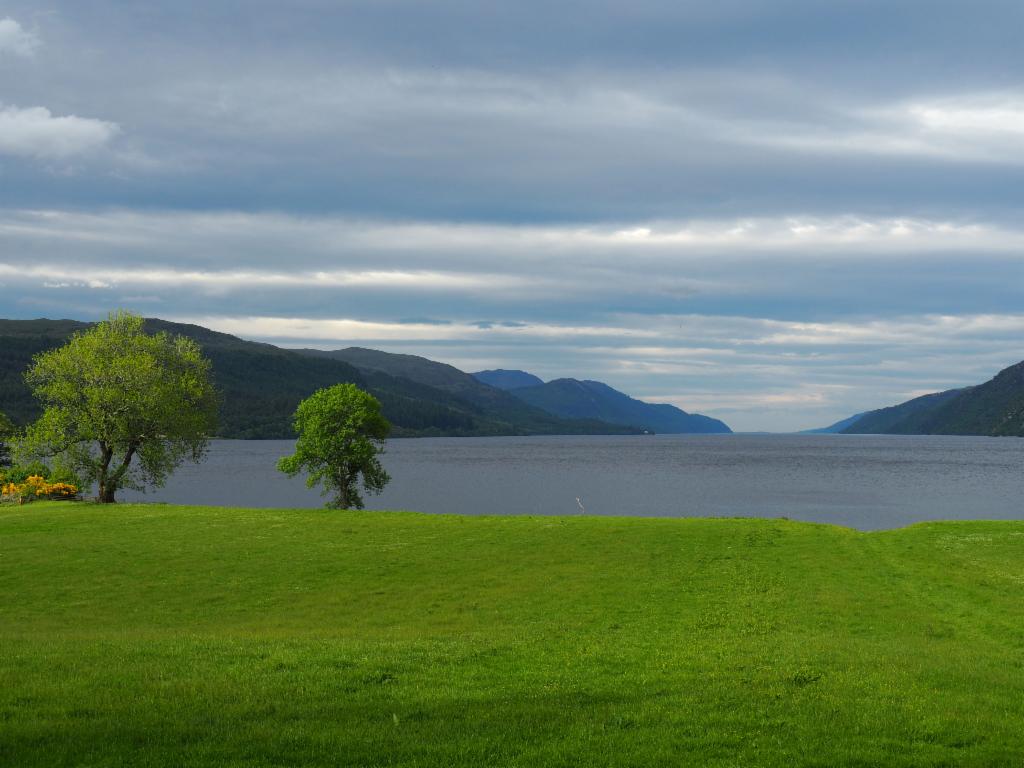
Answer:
[121,436,1024,532]
[122,434,1024,530]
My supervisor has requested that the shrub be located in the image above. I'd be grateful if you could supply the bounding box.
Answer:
[1,462,53,485]
[0,464,81,504]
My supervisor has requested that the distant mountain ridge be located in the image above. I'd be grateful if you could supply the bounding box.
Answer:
[0,320,645,438]
[471,370,731,434]
[473,369,544,390]
[841,389,968,435]
[294,347,639,436]
[800,413,868,434]
[808,358,1024,437]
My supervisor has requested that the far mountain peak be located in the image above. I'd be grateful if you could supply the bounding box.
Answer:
[472,369,545,390]
[474,373,731,434]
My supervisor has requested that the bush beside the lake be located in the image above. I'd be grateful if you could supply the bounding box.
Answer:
[0,466,80,504]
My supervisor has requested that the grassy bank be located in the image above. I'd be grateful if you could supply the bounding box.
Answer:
[2,503,1023,766]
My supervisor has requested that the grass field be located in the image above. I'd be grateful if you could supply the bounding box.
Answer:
[2,502,1024,766]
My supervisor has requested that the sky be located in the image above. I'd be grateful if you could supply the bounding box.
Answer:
[0,1,1022,432]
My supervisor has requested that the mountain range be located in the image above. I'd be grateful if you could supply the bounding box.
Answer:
[11,316,1020,438]
[800,412,868,434]
[473,369,545,390]
[0,318,729,439]
[473,370,731,434]
[808,359,1024,437]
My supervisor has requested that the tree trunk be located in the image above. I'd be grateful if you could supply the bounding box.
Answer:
[97,442,115,503]
[334,470,352,509]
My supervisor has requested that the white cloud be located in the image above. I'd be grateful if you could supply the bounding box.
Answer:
[0,18,39,57]
[0,208,1020,321]
[167,311,1024,354]
[0,262,528,294]
[734,90,1024,165]
[0,105,120,159]
[0,208,1018,261]
[907,96,1024,137]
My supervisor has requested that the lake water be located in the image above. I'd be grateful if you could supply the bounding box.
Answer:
[120,434,1024,530]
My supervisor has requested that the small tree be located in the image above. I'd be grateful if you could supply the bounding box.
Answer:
[277,383,391,509]
[0,411,14,469]
[22,311,219,503]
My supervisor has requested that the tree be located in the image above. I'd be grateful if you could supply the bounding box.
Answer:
[0,411,14,469]
[22,311,219,503]
[277,383,391,509]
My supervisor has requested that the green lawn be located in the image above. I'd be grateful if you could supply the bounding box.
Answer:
[2,503,1024,766]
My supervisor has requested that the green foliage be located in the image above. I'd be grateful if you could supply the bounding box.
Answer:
[0,410,13,468]
[21,311,219,503]
[1,461,52,484]
[277,384,391,509]
[4,505,1024,765]
[0,458,84,490]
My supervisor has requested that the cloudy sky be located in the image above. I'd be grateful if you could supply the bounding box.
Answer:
[1,1,1022,431]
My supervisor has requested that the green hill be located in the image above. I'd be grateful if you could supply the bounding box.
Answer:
[506,377,732,434]
[0,319,639,438]
[472,368,546,390]
[840,389,968,435]
[298,347,641,436]
[931,360,1024,436]
[3,502,1024,766]
[800,412,868,434]
[841,358,1024,437]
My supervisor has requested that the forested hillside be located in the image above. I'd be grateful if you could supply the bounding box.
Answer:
[507,378,731,434]
[839,359,1024,437]
[297,347,639,436]
[0,320,640,438]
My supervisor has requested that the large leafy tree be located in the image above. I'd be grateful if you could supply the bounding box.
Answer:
[23,311,219,503]
[277,383,391,509]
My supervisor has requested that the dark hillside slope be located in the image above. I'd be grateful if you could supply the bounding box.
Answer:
[841,389,967,435]
[843,359,1024,437]
[511,378,731,434]
[801,413,868,434]
[143,322,494,436]
[297,348,637,435]
[910,361,1024,436]
[1,320,639,438]
[302,347,511,407]
[0,319,370,437]
[0,320,89,427]
[0,320,505,437]
[472,369,545,390]
[969,361,1024,436]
